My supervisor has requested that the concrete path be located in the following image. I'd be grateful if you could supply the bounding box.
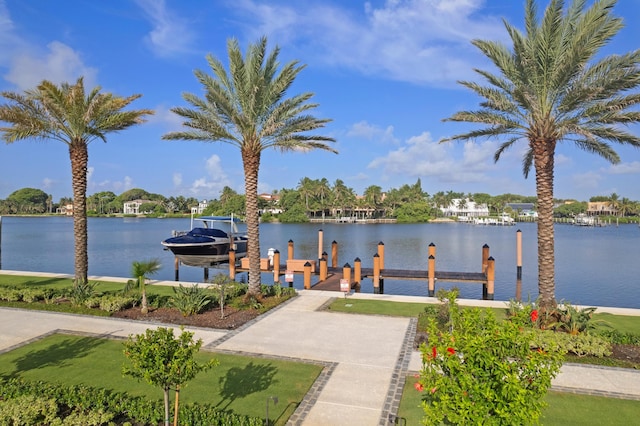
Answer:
[0,273,639,424]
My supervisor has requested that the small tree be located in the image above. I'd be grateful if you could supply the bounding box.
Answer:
[122,327,217,426]
[418,291,564,425]
[212,273,233,319]
[124,259,161,314]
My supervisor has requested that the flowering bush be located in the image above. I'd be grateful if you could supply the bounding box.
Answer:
[418,292,564,425]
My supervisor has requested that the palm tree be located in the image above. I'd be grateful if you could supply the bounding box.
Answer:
[0,77,153,286]
[163,37,336,297]
[125,259,162,314]
[442,0,640,309]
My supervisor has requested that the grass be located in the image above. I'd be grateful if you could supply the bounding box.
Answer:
[398,378,640,425]
[0,333,322,425]
[0,273,177,296]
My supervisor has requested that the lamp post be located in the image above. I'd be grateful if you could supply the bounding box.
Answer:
[265,395,278,426]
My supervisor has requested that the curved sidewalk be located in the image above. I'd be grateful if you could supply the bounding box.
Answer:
[0,281,639,424]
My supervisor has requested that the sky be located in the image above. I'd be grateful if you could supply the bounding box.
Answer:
[1,0,640,203]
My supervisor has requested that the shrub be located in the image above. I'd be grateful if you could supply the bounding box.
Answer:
[0,286,22,302]
[418,290,565,425]
[0,394,60,425]
[170,284,211,316]
[69,281,99,306]
[532,330,612,358]
[99,295,138,313]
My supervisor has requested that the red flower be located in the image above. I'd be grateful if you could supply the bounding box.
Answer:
[432,346,437,359]
[414,382,424,392]
[430,387,437,394]
[530,310,539,322]
[446,347,455,356]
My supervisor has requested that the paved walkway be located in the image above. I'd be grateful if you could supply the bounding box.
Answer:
[0,273,639,425]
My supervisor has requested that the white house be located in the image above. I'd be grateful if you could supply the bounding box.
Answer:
[440,198,489,217]
[123,200,144,215]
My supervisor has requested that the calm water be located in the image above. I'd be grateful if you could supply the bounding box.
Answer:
[0,216,638,308]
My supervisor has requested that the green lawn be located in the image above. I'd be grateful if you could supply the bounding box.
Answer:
[399,377,640,425]
[0,273,177,296]
[0,333,322,425]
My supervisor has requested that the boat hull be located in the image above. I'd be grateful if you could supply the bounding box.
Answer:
[162,222,248,267]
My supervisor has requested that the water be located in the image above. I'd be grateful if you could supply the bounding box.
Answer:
[0,216,638,308]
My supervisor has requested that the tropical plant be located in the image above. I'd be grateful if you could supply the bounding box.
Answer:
[442,0,640,309]
[123,327,218,426]
[170,284,211,316]
[0,77,153,286]
[419,291,564,425]
[163,37,336,297]
[124,259,162,314]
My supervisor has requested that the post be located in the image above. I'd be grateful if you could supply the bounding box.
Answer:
[303,261,312,290]
[377,242,385,294]
[331,240,338,268]
[229,249,236,280]
[319,257,328,281]
[174,257,180,281]
[204,267,209,282]
[273,250,280,284]
[288,240,294,260]
[486,256,495,300]
[342,262,351,288]
[428,242,436,259]
[354,257,361,292]
[318,229,324,261]
[516,229,522,280]
[428,254,435,297]
[482,244,490,274]
[373,253,380,294]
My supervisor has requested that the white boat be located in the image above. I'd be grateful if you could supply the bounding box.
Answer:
[161,216,248,267]
[572,214,596,226]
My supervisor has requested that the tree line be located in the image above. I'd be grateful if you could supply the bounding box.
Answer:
[3,180,639,222]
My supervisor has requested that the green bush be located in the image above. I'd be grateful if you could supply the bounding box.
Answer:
[0,393,60,425]
[68,281,100,306]
[418,290,565,425]
[596,329,640,345]
[0,378,263,425]
[170,284,211,316]
[0,286,22,302]
[533,329,612,357]
[99,295,138,313]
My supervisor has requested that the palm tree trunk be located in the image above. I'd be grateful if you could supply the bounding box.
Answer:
[533,140,557,310]
[242,149,262,297]
[69,141,89,286]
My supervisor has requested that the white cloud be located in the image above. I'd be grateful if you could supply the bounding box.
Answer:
[608,161,640,175]
[187,154,233,197]
[368,131,498,183]
[173,172,182,187]
[233,0,507,86]
[42,178,54,190]
[4,41,97,90]
[135,0,195,58]
[149,104,185,130]
[347,121,399,144]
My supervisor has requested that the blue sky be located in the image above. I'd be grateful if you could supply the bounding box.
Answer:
[1,0,640,203]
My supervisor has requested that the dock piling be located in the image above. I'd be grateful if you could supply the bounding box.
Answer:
[428,254,435,297]
[516,230,522,280]
[373,253,381,294]
[331,241,338,268]
[354,257,362,292]
[378,242,385,294]
[303,262,312,289]
[485,257,495,300]
[273,250,280,284]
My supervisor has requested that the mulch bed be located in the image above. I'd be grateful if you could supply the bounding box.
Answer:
[111,305,260,330]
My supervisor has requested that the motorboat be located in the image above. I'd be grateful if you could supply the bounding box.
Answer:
[161,216,248,267]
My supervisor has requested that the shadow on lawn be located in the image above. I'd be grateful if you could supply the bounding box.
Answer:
[216,361,279,411]
[6,336,106,378]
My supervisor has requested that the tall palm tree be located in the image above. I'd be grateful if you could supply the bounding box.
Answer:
[163,37,336,297]
[442,0,640,309]
[0,77,153,286]
[125,259,162,314]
